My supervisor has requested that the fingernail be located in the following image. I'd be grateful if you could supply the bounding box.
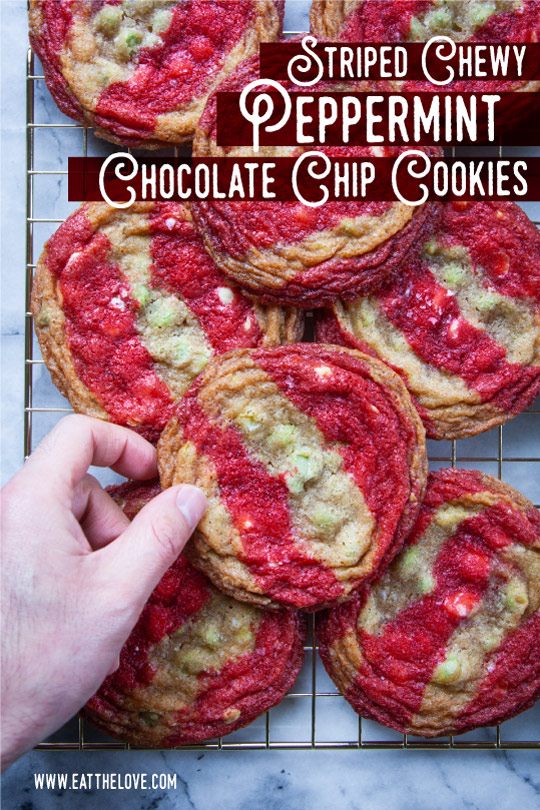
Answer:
[176,485,207,531]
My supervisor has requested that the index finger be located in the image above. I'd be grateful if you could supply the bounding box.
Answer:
[24,415,158,496]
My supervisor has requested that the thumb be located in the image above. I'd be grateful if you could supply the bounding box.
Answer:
[101,484,207,608]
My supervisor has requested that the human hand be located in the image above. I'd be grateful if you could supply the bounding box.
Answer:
[0,415,206,771]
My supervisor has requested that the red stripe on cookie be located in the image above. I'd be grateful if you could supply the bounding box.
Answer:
[95,1,256,137]
[161,610,304,746]
[207,197,393,255]
[58,231,173,439]
[29,0,83,121]
[378,263,540,411]
[456,612,540,732]
[404,469,488,549]
[93,556,212,699]
[350,509,503,725]
[178,392,343,608]
[439,202,540,302]
[341,0,428,41]
[315,306,437,433]
[341,1,539,46]
[148,203,263,352]
[254,344,421,565]
[45,205,95,278]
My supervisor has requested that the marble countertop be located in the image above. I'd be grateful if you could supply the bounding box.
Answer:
[1,1,539,807]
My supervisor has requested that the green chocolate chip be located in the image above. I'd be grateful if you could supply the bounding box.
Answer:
[268,424,298,448]
[418,574,436,595]
[482,632,501,652]
[312,505,339,532]
[168,336,191,364]
[503,582,528,612]
[359,308,375,327]
[337,218,363,237]
[409,17,426,39]
[94,6,122,35]
[424,238,438,256]
[236,626,254,646]
[131,282,150,307]
[126,30,142,48]
[443,263,467,287]
[475,291,499,312]
[177,648,207,675]
[424,6,453,28]
[398,546,418,575]
[115,27,143,60]
[237,407,262,433]
[147,299,177,328]
[203,625,222,648]
[285,447,323,494]
[166,336,209,374]
[468,3,496,27]
[139,711,161,726]
[432,654,461,684]
[392,334,409,352]
[152,9,173,33]
[190,347,210,375]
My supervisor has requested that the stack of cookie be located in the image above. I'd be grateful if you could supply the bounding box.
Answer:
[30,0,540,745]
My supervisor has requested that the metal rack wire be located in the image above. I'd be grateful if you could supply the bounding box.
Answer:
[26,47,539,752]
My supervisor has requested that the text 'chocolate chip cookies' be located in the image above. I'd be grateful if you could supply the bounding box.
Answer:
[83,481,305,747]
[29,0,284,147]
[317,469,540,738]
[316,201,540,440]
[158,344,428,611]
[31,202,302,443]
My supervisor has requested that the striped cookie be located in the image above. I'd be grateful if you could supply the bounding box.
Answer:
[310,0,540,93]
[29,0,284,148]
[158,344,427,611]
[191,52,431,308]
[32,202,302,443]
[83,480,305,747]
[317,468,540,738]
[316,201,540,440]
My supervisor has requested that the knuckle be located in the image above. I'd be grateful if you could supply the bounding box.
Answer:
[149,513,183,564]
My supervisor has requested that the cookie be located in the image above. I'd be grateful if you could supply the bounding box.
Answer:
[29,0,283,148]
[318,468,540,738]
[83,479,305,747]
[316,201,540,440]
[310,0,540,94]
[32,202,302,443]
[191,52,431,308]
[158,344,427,611]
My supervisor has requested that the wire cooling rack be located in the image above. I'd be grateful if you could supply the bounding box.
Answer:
[25,46,540,751]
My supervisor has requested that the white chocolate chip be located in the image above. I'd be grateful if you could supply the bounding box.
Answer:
[109,296,126,310]
[448,318,461,339]
[217,287,234,305]
[66,251,81,267]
